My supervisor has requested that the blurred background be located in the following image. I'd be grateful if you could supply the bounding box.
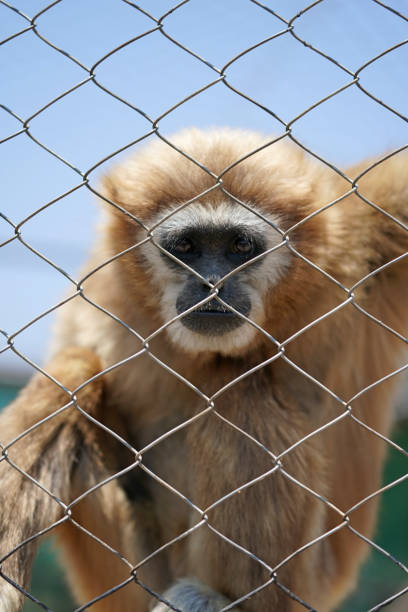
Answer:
[0,0,407,610]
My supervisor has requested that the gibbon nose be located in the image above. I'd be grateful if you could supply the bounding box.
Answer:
[203,274,223,290]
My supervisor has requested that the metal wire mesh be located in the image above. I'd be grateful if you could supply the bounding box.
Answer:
[0,1,407,611]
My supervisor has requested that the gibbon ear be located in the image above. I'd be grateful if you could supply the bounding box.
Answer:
[97,171,144,232]
[99,172,120,210]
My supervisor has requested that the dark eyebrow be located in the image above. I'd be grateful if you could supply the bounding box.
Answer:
[158,223,266,244]
[157,224,267,273]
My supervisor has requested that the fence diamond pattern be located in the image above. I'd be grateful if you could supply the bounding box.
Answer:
[0,1,407,611]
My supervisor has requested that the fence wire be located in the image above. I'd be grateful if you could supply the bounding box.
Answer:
[0,1,407,611]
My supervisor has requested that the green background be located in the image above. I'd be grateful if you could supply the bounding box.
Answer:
[1,385,407,611]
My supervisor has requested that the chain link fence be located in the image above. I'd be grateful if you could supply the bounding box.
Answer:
[0,1,407,611]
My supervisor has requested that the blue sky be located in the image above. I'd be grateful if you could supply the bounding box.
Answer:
[0,0,407,381]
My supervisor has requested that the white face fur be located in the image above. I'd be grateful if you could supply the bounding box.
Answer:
[142,201,290,356]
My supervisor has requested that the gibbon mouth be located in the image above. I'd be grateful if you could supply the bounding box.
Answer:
[180,308,245,336]
[195,309,236,316]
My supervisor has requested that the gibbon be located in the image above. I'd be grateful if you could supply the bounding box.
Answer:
[0,129,407,612]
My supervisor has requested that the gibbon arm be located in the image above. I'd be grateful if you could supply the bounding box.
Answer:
[0,348,104,610]
[347,153,408,281]
[345,153,408,335]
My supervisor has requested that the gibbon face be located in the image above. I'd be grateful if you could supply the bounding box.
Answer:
[102,129,336,356]
[144,202,288,354]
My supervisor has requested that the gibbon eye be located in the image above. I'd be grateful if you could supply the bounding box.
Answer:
[233,236,253,255]
[174,238,193,254]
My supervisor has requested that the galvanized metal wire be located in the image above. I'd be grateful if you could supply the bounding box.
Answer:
[0,0,407,610]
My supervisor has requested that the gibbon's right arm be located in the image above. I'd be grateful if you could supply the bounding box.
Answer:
[0,347,106,610]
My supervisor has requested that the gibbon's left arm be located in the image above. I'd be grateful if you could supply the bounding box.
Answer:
[311,153,408,611]
[336,153,408,340]
[346,153,408,289]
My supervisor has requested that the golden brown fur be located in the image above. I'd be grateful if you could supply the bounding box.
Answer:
[0,129,407,611]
